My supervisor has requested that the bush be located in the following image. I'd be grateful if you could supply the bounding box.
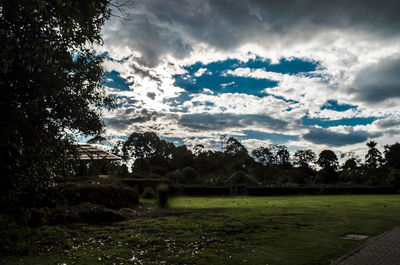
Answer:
[157,184,169,208]
[55,182,139,209]
[27,207,51,226]
[142,186,156,199]
[122,178,172,194]
[0,216,32,255]
[181,167,199,184]
[389,169,400,189]
[368,175,380,186]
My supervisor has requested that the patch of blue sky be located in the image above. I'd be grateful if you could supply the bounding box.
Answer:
[164,92,193,112]
[302,115,378,128]
[100,51,130,63]
[192,101,215,107]
[238,130,299,144]
[263,57,320,75]
[174,57,320,98]
[161,137,185,146]
[174,73,277,97]
[321,100,358,112]
[182,56,320,76]
[105,70,133,91]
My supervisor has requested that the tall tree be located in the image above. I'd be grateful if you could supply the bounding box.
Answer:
[340,152,362,183]
[365,141,382,169]
[275,145,290,166]
[317,150,339,183]
[225,137,251,172]
[292,149,316,184]
[122,132,176,173]
[0,0,114,208]
[225,137,248,157]
[384,143,400,169]
[251,146,274,166]
[293,149,316,169]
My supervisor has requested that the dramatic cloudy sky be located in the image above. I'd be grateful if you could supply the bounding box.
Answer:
[96,0,400,158]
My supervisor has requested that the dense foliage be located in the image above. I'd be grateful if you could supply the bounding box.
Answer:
[114,132,400,188]
[0,0,114,210]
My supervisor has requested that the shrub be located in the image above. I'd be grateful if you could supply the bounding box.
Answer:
[142,186,156,199]
[389,169,400,189]
[157,184,169,208]
[181,167,199,184]
[55,182,139,209]
[368,175,380,186]
[167,169,184,183]
[28,207,51,226]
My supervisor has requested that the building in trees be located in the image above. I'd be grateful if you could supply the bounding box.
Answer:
[77,144,122,177]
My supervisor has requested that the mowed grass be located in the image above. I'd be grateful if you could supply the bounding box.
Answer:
[3,195,400,265]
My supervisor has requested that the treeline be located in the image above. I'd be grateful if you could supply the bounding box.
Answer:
[106,132,400,188]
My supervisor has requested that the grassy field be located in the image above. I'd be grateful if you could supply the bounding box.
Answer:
[3,194,400,265]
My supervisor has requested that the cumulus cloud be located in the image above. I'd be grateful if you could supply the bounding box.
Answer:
[374,118,400,129]
[104,0,400,67]
[350,55,400,104]
[302,127,379,146]
[104,108,178,131]
[178,113,290,132]
[99,0,400,154]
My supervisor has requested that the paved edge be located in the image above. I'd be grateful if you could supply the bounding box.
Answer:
[330,226,400,265]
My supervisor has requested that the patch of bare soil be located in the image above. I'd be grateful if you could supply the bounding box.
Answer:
[49,203,223,224]
[342,234,369,240]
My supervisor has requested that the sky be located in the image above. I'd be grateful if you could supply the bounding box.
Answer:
[95,0,400,159]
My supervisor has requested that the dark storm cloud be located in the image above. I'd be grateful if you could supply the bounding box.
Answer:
[105,14,192,67]
[104,108,177,130]
[106,0,400,67]
[302,127,380,146]
[350,56,400,103]
[178,113,289,131]
[146,92,156,100]
[130,62,162,83]
[374,118,400,129]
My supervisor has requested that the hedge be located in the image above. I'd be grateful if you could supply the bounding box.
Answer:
[168,185,397,196]
[169,185,230,196]
[122,178,172,194]
[247,185,397,196]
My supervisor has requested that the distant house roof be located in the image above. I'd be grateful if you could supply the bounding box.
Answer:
[78,144,120,161]
[224,171,260,185]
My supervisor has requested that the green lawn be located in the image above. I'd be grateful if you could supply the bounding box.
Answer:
[3,195,400,265]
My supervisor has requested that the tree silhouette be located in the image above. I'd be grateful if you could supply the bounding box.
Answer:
[225,137,251,172]
[317,150,339,183]
[340,152,362,183]
[0,0,113,208]
[251,146,274,166]
[384,143,400,169]
[293,150,316,169]
[275,145,290,166]
[122,132,175,174]
[365,141,382,169]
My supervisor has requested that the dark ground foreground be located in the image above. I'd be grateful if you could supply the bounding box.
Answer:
[2,195,400,265]
[331,226,400,265]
